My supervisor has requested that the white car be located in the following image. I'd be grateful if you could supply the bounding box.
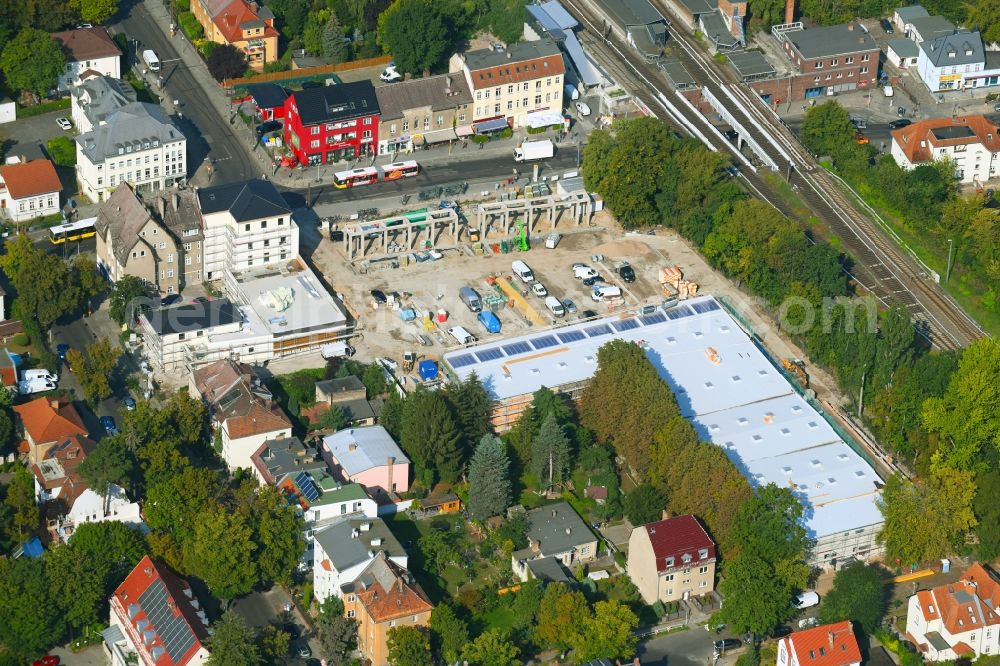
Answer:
[573,264,598,280]
[56,117,72,131]
[531,282,548,297]
[379,66,402,83]
[575,101,592,116]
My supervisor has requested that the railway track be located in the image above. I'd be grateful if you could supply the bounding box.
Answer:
[558,0,985,350]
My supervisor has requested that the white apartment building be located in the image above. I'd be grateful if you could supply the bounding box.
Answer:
[312,516,408,602]
[195,178,298,281]
[50,26,121,92]
[916,31,1000,92]
[449,39,566,130]
[891,115,1000,184]
[71,74,137,134]
[906,564,1000,661]
[75,102,187,203]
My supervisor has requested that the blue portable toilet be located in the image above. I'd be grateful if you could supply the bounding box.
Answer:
[477,310,501,334]
[418,360,438,381]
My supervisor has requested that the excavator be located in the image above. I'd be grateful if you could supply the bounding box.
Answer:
[782,358,808,388]
[515,219,529,251]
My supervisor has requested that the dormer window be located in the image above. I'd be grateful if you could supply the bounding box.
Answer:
[699,548,709,559]
[928,604,935,613]
[665,556,675,567]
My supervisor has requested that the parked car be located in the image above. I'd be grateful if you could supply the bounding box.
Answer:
[122,396,136,411]
[56,117,72,131]
[380,64,402,83]
[575,101,591,116]
[573,265,599,280]
[100,416,118,435]
[297,644,312,658]
[880,18,894,33]
[531,282,548,297]
[771,626,793,639]
[582,275,605,287]
[888,118,912,130]
[256,120,282,136]
[160,293,182,306]
[714,639,742,653]
[370,289,388,304]
[57,343,70,360]
[562,298,577,314]
[618,264,636,283]
[993,102,1000,113]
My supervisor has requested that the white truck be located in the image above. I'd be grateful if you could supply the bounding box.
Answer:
[18,378,57,395]
[142,49,160,72]
[513,139,554,162]
[321,341,355,359]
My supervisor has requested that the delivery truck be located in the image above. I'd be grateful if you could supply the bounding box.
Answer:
[142,49,160,72]
[513,139,554,162]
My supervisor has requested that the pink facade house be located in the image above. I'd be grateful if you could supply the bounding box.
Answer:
[322,426,409,500]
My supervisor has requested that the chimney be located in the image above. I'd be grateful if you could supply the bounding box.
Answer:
[50,400,60,410]
[828,631,835,648]
[157,196,165,217]
[386,456,394,494]
[847,22,854,31]
[173,192,180,210]
[349,443,357,452]
[507,52,512,59]
[551,508,557,518]
[529,538,540,554]
[784,0,794,25]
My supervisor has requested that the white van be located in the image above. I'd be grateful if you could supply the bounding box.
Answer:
[545,233,561,249]
[18,379,57,395]
[883,85,894,97]
[544,296,565,317]
[591,285,622,302]
[511,260,535,283]
[794,591,820,609]
[448,326,477,345]
[321,342,355,359]
[22,369,58,383]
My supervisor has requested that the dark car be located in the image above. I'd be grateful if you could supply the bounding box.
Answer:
[160,293,182,307]
[880,18,894,33]
[618,264,636,283]
[715,639,743,652]
[57,343,70,361]
[370,289,388,304]
[122,396,136,411]
[888,118,912,130]
[582,275,605,287]
[256,120,282,137]
[771,626,793,639]
[100,416,118,435]
[283,624,300,640]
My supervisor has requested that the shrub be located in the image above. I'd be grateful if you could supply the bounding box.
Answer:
[46,136,76,167]
[499,127,513,139]
[471,134,490,145]
[178,12,203,40]
[10,333,29,346]
[197,39,217,60]
[263,61,290,74]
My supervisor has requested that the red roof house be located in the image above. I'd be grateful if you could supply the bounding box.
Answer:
[14,396,88,464]
[627,514,717,604]
[106,556,210,666]
[0,159,62,223]
[777,621,862,666]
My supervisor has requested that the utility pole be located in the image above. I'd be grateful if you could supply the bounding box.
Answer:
[946,238,954,283]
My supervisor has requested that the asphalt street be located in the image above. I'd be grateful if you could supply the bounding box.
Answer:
[636,627,721,666]
[112,0,260,184]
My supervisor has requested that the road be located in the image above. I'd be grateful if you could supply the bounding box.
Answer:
[559,0,984,350]
[112,0,260,184]
[637,627,730,666]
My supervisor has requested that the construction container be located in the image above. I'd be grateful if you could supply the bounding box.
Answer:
[418,360,438,381]
[437,309,448,323]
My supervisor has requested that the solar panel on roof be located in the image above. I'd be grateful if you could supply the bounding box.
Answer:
[666,305,694,320]
[502,341,532,356]
[691,300,721,313]
[138,578,197,662]
[531,335,559,349]
[611,318,640,332]
[639,311,667,326]
[448,353,476,368]
[584,323,612,337]
[476,348,504,362]
[557,330,586,343]
[295,471,320,502]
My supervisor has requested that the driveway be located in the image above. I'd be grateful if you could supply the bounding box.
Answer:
[231,585,318,664]
[638,627,743,666]
[4,109,72,160]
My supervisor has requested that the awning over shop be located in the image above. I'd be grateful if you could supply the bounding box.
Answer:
[385,134,410,146]
[526,111,564,129]
[473,117,510,134]
[456,125,475,137]
[415,128,458,145]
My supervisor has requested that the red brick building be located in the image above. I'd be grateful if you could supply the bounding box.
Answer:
[283,81,380,166]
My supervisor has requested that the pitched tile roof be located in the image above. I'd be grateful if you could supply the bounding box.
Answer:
[191,358,256,404]
[641,514,716,573]
[781,621,861,666]
[112,556,209,666]
[50,26,121,61]
[892,114,1000,163]
[462,39,566,90]
[0,159,62,199]
[922,564,1000,636]
[224,398,291,439]
[323,426,408,477]
[348,553,433,622]
[31,434,96,507]
[196,178,290,221]
[314,516,406,573]
[14,397,88,445]
[75,102,184,163]
[374,74,472,121]
[919,30,984,67]
[95,183,161,266]
[212,0,279,45]
[287,81,380,126]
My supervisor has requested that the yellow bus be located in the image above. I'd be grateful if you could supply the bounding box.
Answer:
[49,217,97,244]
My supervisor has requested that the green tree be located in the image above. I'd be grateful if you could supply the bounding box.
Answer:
[462,628,520,666]
[966,0,1000,44]
[747,0,786,29]
[322,12,348,62]
[445,372,492,453]
[316,404,348,431]
[531,413,572,488]
[974,462,1000,561]
[362,363,387,398]
[207,610,263,666]
[800,101,855,159]
[418,521,461,574]
[3,466,39,540]
[922,338,1000,470]
[70,336,121,406]
[0,557,64,655]
[316,612,358,665]
[818,561,887,634]
[46,135,76,167]
[400,388,462,484]
[467,434,512,520]
[185,507,258,598]
[623,483,666,526]
[302,8,331,55]
[2,236,80,330]
[535,582,588,650]
[256,623,291,664]
[489,0,526,42]
[877,467,977,564]
[0,28,65,94]
[377,0,451,74]
[387,625,431,666]
[206,44,247,81]
[109,275,151,325]
[81,0,118,22]
[68,521,146,591]
[717,484,809,637]
[73,254,105,301]
[574,600,639,662]
[429,603,469,664]
[242,484,304,586]
[47,542,105,632]
[78,436,138,497]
